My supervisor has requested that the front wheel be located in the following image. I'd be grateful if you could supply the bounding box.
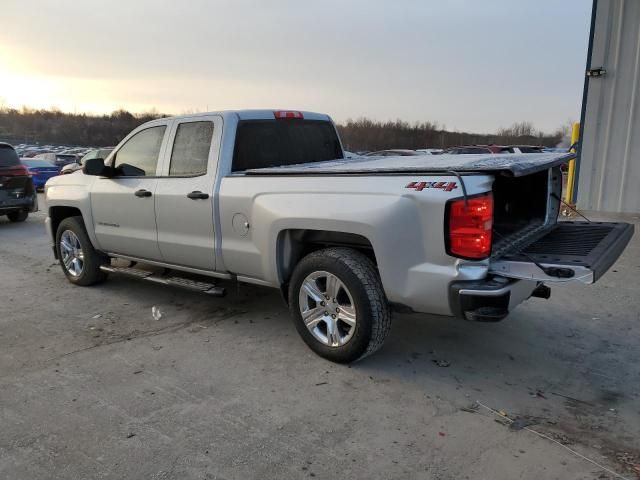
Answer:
[288,247,392,363]
[56,216,108,286]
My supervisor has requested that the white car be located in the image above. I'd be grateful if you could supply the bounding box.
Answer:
[60,147,114,175]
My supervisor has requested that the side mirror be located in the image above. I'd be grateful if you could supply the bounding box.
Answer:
[83,158,112,177]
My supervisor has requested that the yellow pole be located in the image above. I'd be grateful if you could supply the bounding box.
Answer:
[564,122,580,205]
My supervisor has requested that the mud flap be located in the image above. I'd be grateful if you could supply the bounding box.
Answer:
[490,221,634,284]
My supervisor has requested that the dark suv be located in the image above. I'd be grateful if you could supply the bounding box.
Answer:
[0,143,38,222]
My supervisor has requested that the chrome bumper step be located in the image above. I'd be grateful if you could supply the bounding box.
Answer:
[99,265,226,296]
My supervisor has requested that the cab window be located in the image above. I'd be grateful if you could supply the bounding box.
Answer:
[232,120,343,172]
[169,121,214,176]
[113,126,166,176]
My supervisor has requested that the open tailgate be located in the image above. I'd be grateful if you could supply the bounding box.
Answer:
[490,221,634,284]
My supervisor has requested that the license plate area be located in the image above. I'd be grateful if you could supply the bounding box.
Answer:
[490,221,634,283]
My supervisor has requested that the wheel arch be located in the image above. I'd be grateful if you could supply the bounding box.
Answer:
[49,205,102,253]
[276,229,377,302]
[49,206,84,240]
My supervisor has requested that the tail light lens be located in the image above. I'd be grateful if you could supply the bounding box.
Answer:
[2,165,31,177]
[446,193,493,259]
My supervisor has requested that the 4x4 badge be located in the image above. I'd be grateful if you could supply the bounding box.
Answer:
[405,181,458,192]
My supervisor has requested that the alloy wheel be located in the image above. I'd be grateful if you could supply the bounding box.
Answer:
[298,271,357,347]
[60,230,84,277]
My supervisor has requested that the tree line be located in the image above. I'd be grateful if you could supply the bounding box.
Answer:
[0,107,164,147]
[337,119,565,151]
[0,107,565,151]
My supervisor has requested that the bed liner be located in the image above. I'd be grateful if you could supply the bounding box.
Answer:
[244,152,575,178]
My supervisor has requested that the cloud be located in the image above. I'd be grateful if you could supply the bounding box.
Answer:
[0,0,591,131]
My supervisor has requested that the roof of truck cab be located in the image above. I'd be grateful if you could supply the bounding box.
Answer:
[244,152,576,178]
[157,110,332,122]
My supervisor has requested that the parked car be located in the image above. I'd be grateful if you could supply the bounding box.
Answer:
[443,145,504,154]
[45,110,633,363]
[61,147,114,175]
[34,152,80,169]
[415,148,443,155]
[500,145,546,154]
[0,143,38,222]
[20,158,60,190]
[364,149,422,157]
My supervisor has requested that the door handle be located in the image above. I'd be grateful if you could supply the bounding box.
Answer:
[134,189,152,197]
[187,191,209,200]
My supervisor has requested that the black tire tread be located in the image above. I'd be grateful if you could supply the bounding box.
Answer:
[56,216,108,286]
[290,247,392,361]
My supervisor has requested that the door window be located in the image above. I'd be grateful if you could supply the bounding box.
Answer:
[113,126,166,176]
[169,121,214,176]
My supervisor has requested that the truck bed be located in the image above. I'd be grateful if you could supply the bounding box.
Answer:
[244,152,575,177]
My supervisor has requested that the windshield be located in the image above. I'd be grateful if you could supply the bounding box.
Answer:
[0,146,20,167]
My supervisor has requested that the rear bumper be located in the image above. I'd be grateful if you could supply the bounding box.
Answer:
[0,177,37,213]
[33,176,55,188]
[449,276,539,321]
[0,195,37,213]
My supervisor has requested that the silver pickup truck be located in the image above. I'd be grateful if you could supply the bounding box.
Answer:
[45,110,634,363]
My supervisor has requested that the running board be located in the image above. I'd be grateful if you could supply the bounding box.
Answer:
[99,265,226,296]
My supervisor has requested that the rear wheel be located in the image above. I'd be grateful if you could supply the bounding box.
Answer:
[7,210,28,222]
[56,216,108,286]
[288,247,392,363]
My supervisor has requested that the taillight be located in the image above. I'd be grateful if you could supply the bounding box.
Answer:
[446,193,493,259]
[274,110,304,119]
[3,165,31,177]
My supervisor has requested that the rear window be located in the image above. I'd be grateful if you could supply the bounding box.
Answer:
[232,120,343,172]
[0,145,20,167]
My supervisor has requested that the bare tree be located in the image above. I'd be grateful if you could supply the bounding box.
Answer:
[0,108,564,150]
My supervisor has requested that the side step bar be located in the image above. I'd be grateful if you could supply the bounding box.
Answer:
[100,265,226,296]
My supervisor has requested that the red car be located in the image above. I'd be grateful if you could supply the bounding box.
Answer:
[0,143,38,222]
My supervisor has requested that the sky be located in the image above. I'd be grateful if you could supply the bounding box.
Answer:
[0,0,592,133]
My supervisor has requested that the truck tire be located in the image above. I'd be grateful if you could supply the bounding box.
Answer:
[288,247,392,363]
[7,210,28,222]
[56,216,108,286]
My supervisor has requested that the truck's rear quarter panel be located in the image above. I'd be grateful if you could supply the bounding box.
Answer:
[219,174,493,315]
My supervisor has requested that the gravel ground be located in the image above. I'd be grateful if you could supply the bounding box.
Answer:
[0,197,639,479]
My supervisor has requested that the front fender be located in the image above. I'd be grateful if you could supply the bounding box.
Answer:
[45,179,99,249]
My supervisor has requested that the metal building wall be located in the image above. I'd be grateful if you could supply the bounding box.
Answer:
[577,0,640,213]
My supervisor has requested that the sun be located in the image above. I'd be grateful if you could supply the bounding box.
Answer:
[0,46,64,110]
